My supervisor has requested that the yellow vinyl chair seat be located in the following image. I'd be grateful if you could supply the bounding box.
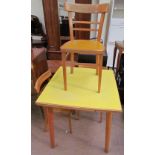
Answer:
[60,40,105,54]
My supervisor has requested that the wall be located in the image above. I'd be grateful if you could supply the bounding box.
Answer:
[106,0,124,67]
[31,0,46,33]
[58,0,75,18]
[94,0,124,67]
[99,0,111,44]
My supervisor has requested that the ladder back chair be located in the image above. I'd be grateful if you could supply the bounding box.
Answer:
[112,41,124,76]
[34,70,72,133]
[61,2,109,93]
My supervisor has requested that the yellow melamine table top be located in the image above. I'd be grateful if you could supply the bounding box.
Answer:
[36,67,122,112]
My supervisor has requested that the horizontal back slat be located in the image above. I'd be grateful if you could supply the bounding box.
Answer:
[73,28,98,32]
[64,3,109,13]
[73,21,100,24]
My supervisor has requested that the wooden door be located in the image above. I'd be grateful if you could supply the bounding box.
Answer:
[75,0,92,39]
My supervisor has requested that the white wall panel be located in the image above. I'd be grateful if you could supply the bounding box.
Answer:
[31,0,46,33]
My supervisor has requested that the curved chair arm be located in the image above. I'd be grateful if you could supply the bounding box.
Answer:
[34,69,52,93]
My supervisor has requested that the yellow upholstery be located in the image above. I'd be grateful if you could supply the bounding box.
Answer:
[60,40,105,54]
[36,67,122,112]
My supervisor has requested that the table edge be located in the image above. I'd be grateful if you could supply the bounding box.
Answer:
[35,101,122,113]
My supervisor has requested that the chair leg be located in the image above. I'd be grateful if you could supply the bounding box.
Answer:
[98,54,103,93]
[62,52,67,90]
[71,52,74,74]
[96,55,99,75]
[43,107,49,131]
[113,45,117,70]
[77,111,80,120]
[68,112,72,134]
[40,107,44,118]
[99,112,102,123]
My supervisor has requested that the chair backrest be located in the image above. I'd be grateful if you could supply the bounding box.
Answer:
[64,2,109,41]
[31,47,48,84]
[34,70,52,94]
[113,41,124,73]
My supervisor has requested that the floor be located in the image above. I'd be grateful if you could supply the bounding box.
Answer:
[32,95,124,155]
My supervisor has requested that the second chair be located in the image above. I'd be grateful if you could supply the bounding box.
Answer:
[34,69,72,133]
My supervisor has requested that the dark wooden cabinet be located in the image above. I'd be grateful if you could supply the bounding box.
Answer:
[42,0,60,52]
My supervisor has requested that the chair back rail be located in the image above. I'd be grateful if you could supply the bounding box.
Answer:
[64,3,109,13]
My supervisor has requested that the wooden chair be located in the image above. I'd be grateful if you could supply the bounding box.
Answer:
[112,41,124,76]
[60,2,109,93]
[34,69,72,133]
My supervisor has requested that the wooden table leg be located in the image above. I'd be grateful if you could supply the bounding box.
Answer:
[104,112,112,153]
[47,108,55,148]
[62,52,67,90]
